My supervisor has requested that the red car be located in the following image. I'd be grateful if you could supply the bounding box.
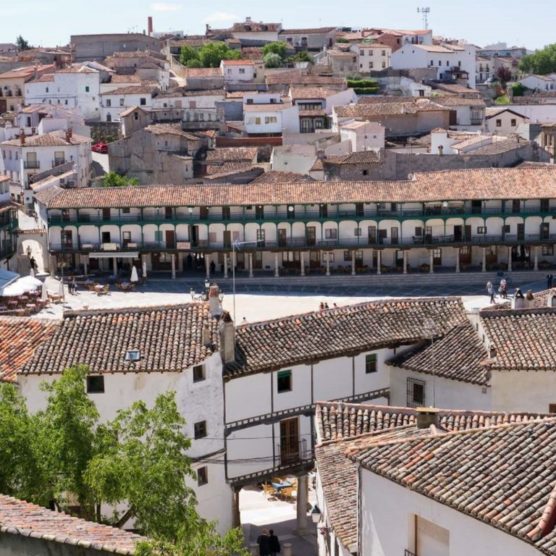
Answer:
[92,142,108,154]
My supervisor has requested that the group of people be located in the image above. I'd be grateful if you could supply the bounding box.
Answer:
[257,529,281,556]
[319,302,338,311]
[486,278,508,303]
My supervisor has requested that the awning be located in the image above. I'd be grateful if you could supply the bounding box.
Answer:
[88,252,139,259]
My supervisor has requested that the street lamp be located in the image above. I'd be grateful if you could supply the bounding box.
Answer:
[231,240,259,322]
[311,505,322,524]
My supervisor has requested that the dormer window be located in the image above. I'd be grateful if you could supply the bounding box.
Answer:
[125,349,141,361]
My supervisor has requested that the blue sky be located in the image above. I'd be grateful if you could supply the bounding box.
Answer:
[3,0,554,50]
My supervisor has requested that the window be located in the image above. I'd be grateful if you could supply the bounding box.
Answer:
[85,85,90,93]
[365,353,377,373]
[197,466,208,486]
[432,248,442,265]
[343,250,351,261]
[125,349,141,361]
[239,68,246,74]
[541,199,550,212]
[46,87,49,93]
[106,98,112,107]
[154,230,163,242]
[407,378,425,407]
[354,227,362,236]
[194,420,207,439]
[122,207,130,214]
[503,224,511,234]
[193,364,205,382]
[511,119,517,127]
[496,119,502,127]
[325,228,338,240]
[140,98,146,106]
[369,62,374,69]
[87,375,105,394]
[362,169,368,176]
[355,203,364,216]
[277,370,292,393]
[119,98,124,107]
[543,245,554,256]
[255,117,261,125]
[222,206,230,220]
[477,226,487,234]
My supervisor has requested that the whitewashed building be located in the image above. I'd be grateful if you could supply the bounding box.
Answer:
[243,93,299,135]
[100,86,158,122]
[352,43,392,72]
[221,59,256,84]
[24,65,101,120]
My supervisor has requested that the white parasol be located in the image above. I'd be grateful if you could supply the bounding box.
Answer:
[2,283,26,296]
[17,275,43,292]
[130,266,139,283]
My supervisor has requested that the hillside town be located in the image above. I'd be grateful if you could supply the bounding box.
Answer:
[3,8,556,556]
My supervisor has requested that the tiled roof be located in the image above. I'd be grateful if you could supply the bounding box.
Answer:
[335,99,448,118]
[482,308,556,371]
[353,418,556,555]
[266,72,345,87]
[38,167,556,209]
[315,403,546,550]
[183,67,222,78]
[250,171,315,184]
[0,64,55,80]
[387,321,490,385]
[280,27,336,34]
[100,85,158,96]
[144,123,200,140]
[205,147,258,162]
[243,102,293,112]
[0,318,60,382]
[290,87,336,100]
[324,150,382,165]
[0,494,145,554]
[21,304,217,376]
[205,162,254,177]
[433,95,486,107]
[2,130,90,147]
[225,298,466,377]
[221,59,255,66]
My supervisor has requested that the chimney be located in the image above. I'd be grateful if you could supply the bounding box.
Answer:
[65,127,73,142]
[219,311,236,365]
[202,323,212,347]
[147,16,153,36]
[208,283,223,317]
[416,407,439,429]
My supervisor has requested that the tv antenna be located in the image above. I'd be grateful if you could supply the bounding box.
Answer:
[417,6,431,30]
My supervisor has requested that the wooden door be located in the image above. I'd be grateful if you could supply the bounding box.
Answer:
[517,223,525,241]
[223,230,231,248]
[541,223,549,240]
[280,418,299,466]
[306,226,316,246]
[165,230,176,249]
[278,229,287,247]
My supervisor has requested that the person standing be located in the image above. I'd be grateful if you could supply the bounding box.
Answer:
[486,281,495,303]
[268,529,281,556]
[257,529,271,556]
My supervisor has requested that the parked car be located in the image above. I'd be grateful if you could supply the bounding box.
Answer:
[92,142,108,154]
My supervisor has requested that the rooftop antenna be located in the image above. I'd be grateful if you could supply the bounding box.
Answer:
[417,6,431,30]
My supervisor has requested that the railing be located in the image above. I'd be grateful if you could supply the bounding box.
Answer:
[48,232,556,253]
[23,160,40,169]
[52,158,66,167]
[48,205,556,227]
[404,550,416,556]
[276,439,311,467]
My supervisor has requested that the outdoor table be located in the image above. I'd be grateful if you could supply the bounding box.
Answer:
[271,479,293,492]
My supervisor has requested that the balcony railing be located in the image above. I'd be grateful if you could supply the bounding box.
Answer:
[276,439,311,467]
[23,160,40,169]
[52,158,66,167]
[48,204,556,227]
[48,232,556,254]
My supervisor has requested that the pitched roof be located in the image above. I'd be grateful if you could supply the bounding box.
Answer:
[205,147,258,163]
[21,304,217,376]
[290,87,337,100]
[100,85,158,96]
[433,95,486,107]
[0,494,145,554]
[1,129,91,148]
[250,171,315,184]
[225,298,466,377]
[482,308,556,371]
[221,59,255,66]
[353,418,556,555]
[387,321,490,385]
[315,403,547,551]
[0,318,60,382]
[335,99,448,118]
[280,27,336,34]
[144,123,200,140]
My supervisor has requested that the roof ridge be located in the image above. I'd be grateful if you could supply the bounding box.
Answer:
[63,302,205,319]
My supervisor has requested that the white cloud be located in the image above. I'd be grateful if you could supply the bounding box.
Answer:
[203,11,239,26]
[150,2,182,12]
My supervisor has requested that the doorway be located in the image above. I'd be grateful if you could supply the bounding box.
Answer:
[280,418,300,466]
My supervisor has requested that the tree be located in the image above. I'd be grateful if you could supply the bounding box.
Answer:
[263,52,283,69]
[289,51,314,64]
[496,66,513,87]
[197,42,240,68]
[179,45,199,67]
[0,384,44,501]
[186,59,203,68]
[0,366,247,552]
[16,35,30,50]
[102,172,139,187]
[520,44,556,75]
[262,41,288,60]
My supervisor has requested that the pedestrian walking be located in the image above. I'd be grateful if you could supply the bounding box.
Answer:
[257,529,271,556]
[547,274,552,289]
[486,281,495,303]
[500,278,508,299]
[268,529,281,556]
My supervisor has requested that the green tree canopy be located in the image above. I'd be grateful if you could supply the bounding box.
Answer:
[289,51,314,64]
[102,172,139,187]
[0,366,247,553]
[520,44,556,75]
[198,42,241,68]
[16,35,30,50]
[263,52,283,69]
[179,45,200,66]
[262,41,288,60]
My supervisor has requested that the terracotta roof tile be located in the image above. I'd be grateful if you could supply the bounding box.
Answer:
[0,494,145,554]
[2,130,90,147]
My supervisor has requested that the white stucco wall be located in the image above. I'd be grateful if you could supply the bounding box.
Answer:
[360,470,541,556]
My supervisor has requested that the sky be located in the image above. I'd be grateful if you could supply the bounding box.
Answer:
[2,0,555,50]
